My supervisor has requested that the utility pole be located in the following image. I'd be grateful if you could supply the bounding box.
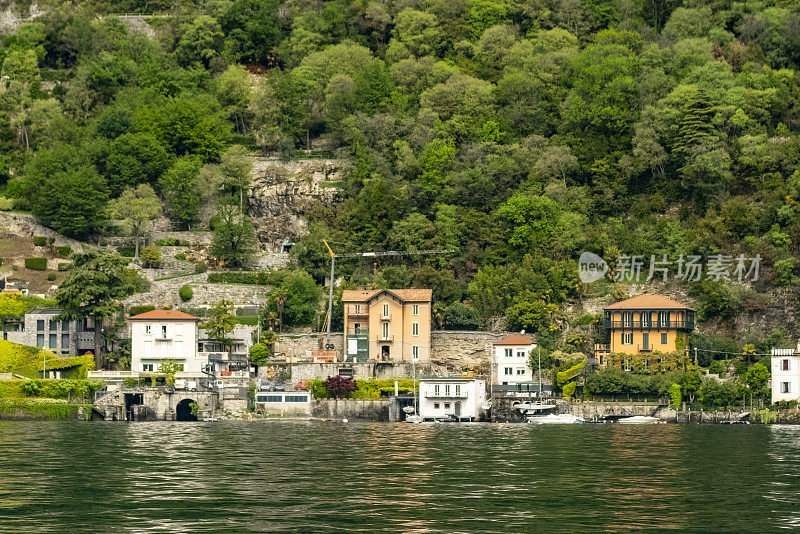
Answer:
[323,239,336,350]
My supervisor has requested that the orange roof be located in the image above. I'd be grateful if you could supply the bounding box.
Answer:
[495,334,534,346]
[129,309,201,321]
[605,294,693,311]
[341,289,433,303]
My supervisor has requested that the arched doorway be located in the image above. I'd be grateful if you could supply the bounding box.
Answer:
[176,399,198,421]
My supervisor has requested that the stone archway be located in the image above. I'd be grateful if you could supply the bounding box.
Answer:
[176,399,198,421]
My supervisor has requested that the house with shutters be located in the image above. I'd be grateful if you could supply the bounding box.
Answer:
[493,333,535,385]
[130,310,203,374]
[593,294,695,368]
[341,289,432,363]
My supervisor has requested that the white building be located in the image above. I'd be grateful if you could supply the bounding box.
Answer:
[772,344,800,403]
[130,310,203,375]
[255,391,312,416]
[418,378,486,421]
[493,334,534,385]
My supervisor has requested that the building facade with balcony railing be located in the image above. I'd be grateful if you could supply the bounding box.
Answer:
[418,378,486,421]
[594,294,695,367]
[341,289,432,364]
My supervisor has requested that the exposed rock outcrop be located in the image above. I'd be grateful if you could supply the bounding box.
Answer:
[248,157,343,247]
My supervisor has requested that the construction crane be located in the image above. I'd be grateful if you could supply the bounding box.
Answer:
[321,240,455,349]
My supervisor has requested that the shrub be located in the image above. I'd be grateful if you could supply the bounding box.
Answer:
[46,273,56,281]
[194,262,207,273]
[48,237,55,245]
[140,246,161,268]
[155,238,189,246]
[57,262,72,271]
[98,238,108,246]
[129,305,156,316]
[562,381,576,399]
[0,196,14,210]
[117,246,135,257]
[668,383,682,410]
[55,246,72,258]
[179,285,194,302]
[33,236,47,246]
[175,252,187,261]
[25,257,47,270]
[322,376,358,398]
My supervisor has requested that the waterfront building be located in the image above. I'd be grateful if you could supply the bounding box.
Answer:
[418,378,486,421]
[130,310,254,377]
[341,289,432,363]
[493,333,534,385]
[130,309,203,374]
[254,390,312,416]
[593,294,695,367]
[771,343,800,403]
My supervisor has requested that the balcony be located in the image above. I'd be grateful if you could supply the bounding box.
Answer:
[604,319,694,331]
[347,306,369,318]
[376,334,394,342]
[155,334,172,341]
[593,343,610,354]
[380,312,392,321]
[426,390,468,399]
[639,344,652,353]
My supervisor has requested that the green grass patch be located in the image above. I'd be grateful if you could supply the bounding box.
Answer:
[0,398,92,420]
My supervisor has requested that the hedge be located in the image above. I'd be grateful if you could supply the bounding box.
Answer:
[117,246,135,257]
[233,316,258,326]
[0,197,14,211]
[55,246,72,258]
[33,236,47,246]
[57,262,72,271]
[129,305,155,316]
[0,341,94,379]
[207,271,282,285]
[0,399,92,420]
[155,238,190,246]
[25,257,47,270]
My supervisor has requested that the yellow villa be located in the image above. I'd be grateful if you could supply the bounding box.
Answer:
[593,294,695,368]
[341,289,432,364]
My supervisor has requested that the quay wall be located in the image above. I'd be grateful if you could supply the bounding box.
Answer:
[311,399,398,422]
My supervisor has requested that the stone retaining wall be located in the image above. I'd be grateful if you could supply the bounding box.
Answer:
[311,398,397,421]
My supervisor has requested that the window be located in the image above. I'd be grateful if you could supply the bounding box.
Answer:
[621,333,633,345]
[412,346,419,359]
[434,384,440,395]
[517,369,525,375]
[517,351,525,358]
[354,304,361,313]
[37,320,45,331]
[642,333,649,349]
[382,322,390,339]
[658,311,670,327]
[433,402,440,409]
[49,320,57,331]
[412,323,419,336]
[259,395,282,403]
[781,382,791,394]
[142,363,154,372]
[623,312,633,327]
[444,403,451,409]
[641,312,651,327]
[36,334,44,347]
[445,384,450,396]
[505,367,513,375]
[383,304,389,317]
[61,320,69,331]
[412,305,419,315]
[782,359,790,371]
[455,384,461,396]
[285,395,308,402]
[504,348,512,358]
[61,334,70,349]
[161,325,167,337]
[145,325,152,335]
[48,334,57,348]
[661,333,667,345]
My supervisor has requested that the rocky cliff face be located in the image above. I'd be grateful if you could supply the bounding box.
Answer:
[248,157,342,247]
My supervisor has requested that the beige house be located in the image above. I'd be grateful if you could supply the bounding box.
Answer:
[341,289,432,363]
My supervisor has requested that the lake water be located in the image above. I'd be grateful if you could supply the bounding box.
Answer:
[1,421,799,532]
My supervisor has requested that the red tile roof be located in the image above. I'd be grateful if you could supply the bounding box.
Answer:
[605,294,694,311]
[495,334,534,346]
[129,309,201,321]
[341,289,433,302]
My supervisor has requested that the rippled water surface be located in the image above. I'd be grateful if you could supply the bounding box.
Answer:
[1,421,800,532]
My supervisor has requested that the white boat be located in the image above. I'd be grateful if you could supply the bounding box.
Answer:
[617,416,659,424]
[527,413,585,424]
[405,414,424,424]
[514,401,557,412]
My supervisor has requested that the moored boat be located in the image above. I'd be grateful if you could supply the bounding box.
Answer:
[616,416,659,424]
[527,413,585,424]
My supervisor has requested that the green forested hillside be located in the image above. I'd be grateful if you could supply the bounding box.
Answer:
[1,0,800,353]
